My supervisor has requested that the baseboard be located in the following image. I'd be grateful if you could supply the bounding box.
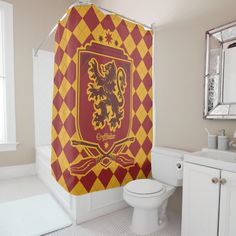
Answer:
[0,163,36,180]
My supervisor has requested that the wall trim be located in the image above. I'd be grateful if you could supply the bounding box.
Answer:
[0,163,36,180]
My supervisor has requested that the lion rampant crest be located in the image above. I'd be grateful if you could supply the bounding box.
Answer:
[87,58,127,132]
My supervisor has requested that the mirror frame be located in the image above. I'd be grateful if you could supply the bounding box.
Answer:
[204,21,236,119]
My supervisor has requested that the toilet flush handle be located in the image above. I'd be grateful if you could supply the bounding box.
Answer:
[176,162,182,169]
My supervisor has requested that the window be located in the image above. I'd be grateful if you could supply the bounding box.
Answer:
[0,1,16,151]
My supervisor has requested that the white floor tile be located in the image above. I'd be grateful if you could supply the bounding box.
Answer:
[0,175,49,203]
[46,207,181,236]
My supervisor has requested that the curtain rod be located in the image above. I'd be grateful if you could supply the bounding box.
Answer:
[98,6,152,30]
[34,1,153,56]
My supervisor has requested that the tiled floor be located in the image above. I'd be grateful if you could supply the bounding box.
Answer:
[47,208,181,236]
[0,176,49,203]
[0,176,181,236]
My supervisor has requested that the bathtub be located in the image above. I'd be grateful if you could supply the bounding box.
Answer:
[36,145,127,224]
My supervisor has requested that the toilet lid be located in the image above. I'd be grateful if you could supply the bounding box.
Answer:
[125,179,163,195]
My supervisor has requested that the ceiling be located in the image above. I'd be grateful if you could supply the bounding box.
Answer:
[90,0,236,27]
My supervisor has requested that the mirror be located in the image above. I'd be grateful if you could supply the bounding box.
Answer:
[204,21,236,119]
[223,44,236,103]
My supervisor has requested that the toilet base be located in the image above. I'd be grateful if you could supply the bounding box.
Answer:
[130,207,167,235]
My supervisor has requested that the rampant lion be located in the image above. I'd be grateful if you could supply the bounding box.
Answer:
[87,58,127,132]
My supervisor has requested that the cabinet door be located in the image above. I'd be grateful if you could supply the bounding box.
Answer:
[181,163,220,236]
[219,171,236,236]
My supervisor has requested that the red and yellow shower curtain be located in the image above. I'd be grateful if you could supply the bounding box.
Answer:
[51,4,153,195]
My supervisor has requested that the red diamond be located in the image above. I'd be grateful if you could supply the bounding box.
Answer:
[64,87,76,110]
[131,25,142,44]
[84,34,95,45]
[52,138,62,156]
[117,20,129,41]
[142,116,152,134]
[98,169,113,188]
[103,159,109,165]
[142,137,152,155]
[141,159,151,177]
[65,34,81,58]
[55,46,64,66]
[51,160,62,181]
[101,15,115,31]
[63,141,79,163]
[64,114,76,138]
[133,93,141,112]
[143,73,152,91]
[53,92,63,111]
[101,157,112,168]
[143,31,152,49]
[65,61,76,84]
[129,139,140,156]
[133,71,141,90]
[143,52,152,70]
[52,115,63,134]
[63,169,79,192]
[114,167,127,184]
[129,163,140,179]
[54,69,64,89]
[132,115,141,134]
[55,23,64,44]
[80,171,97,192]
[131,48,142,67]
[83,7,100,31]
[66,7,82,32]
[142,94,152,113]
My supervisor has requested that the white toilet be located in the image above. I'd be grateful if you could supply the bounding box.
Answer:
[123,147,187,235]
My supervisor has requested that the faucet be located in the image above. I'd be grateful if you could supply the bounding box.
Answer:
[218,129,225,136]
[229,130,236,148]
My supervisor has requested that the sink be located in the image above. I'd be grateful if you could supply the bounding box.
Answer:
[195,149,236,162]
[184,148,236,172]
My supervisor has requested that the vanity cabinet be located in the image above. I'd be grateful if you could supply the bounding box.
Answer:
[181,162,236,236]
[219,171,236,236]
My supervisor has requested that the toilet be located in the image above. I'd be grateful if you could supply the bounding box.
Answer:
[123,147,187,235]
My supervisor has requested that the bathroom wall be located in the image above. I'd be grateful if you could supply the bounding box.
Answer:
[156,9,236,214]
[0,0,73,166]
[1,1,236,172]
[156,4,236,214]
[154,15,236,152]
[93,0,236,213]
[93,0,236,152]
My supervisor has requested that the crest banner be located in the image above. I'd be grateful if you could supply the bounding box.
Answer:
[51,5,153,195]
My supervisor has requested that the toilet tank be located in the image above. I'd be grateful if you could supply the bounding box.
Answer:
[151,147,188,186]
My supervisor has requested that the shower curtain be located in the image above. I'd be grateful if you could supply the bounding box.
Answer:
[51,4,153,195]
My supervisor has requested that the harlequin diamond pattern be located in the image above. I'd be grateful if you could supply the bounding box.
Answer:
[51,4,153,195]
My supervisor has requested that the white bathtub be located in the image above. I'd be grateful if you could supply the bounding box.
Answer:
[36,145,127,224]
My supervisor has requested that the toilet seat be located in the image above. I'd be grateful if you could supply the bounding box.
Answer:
[124,179,165,197]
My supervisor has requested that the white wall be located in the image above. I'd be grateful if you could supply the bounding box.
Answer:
[155,14,236,152]
[93,0,236,152]
[33,50,54,146]
[0,0,71,166]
